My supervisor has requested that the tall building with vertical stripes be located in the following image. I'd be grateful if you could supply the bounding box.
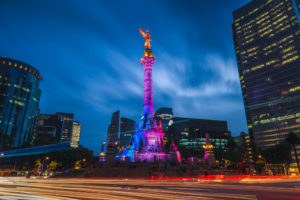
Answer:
[232,0,300,170]
[0,57,41,149]
[107,110,120,145]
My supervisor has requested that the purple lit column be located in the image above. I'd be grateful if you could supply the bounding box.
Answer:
[141,55,155,116]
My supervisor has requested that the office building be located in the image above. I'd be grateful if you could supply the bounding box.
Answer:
[233,132,254,164]
[154,107,173,137]
[0,57,41,150]
[56,112,74,142]
[33,113,62,145]
[119,117,136,149]
[232,0,300,169]
[154,107,173,131]
[168,117,230,158]
[34,112,81,147]
[71,121,81,147]
[154,107,173,144]
[106,110,120,162]
[107,110,120,145]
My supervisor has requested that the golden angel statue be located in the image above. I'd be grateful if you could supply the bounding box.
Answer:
[139,28,152,49]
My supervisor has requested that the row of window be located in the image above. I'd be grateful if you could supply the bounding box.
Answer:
[8,99,24,106]
[256,129,300,145]
[253,113,300,125]
[235,1,294,44]
[1,60,42,80]
[257,124,300,136]
[241,54,299,75]
[238,32,298,65]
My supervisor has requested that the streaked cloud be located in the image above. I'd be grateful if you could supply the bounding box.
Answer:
[0,0,249,153]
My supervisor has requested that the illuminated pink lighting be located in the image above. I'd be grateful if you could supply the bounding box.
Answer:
[141,55,155,116]
[119,29,181,163]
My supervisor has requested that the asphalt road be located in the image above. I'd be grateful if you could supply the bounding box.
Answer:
[0,177,300,200]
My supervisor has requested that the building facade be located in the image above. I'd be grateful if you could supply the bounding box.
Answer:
[71,121,81,148]
[33,113,62,145]
[154,107,173,144]
[106,110,120,162]
[0,57,41,150]
[154,107,173,132]
[119,117,136,149]
[232,0,300,168]
[56,112,74,142]
[233,132,255,164]
[33,112,81,147]
[107,110,120,145]
[168,117,230,158]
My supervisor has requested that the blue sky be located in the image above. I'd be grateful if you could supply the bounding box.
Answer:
[0,0,249,154]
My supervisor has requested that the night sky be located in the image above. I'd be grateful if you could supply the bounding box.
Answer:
[0,0,250,154]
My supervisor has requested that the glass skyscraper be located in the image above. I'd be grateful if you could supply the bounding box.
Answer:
[232,0,300,165]
[119,117,136,149]
[107,110,120,145]
[0,57,41,150]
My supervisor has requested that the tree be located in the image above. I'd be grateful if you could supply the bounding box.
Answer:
[213,139,245,169]
[285,132,300,173]
[74,160,82,170]
[262,143,291,174]
[34,159,42,172]
[262,143,291,164]
[0,147,96,173]
[46,161,58,173]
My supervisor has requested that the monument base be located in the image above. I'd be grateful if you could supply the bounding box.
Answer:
[135,152,167,162]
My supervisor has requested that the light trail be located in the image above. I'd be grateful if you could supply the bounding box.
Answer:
[0,177,299,200]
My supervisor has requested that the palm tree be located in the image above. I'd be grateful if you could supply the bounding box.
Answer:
[285,132,300,173]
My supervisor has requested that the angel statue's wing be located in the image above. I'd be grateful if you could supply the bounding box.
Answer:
[139,28,146,38]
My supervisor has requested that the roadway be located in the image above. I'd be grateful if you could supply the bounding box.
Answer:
[0,177,300,200]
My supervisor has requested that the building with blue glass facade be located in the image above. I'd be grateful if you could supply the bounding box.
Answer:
[0,57,41,150]
[233,0,300,171]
